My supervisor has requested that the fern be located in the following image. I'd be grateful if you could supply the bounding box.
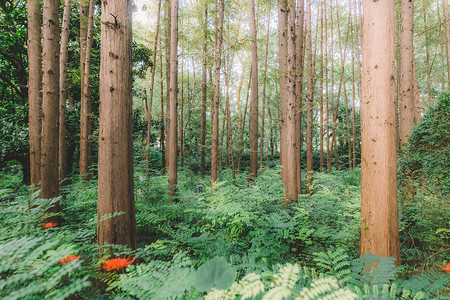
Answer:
[350,253,399,287]
[314,248,352,286]
[297,277,358,300]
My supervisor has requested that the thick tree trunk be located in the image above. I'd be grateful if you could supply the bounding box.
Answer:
[168,0,178,200]
[97,0,136,249]
[305,0,313,194]
[278,0,297,201]
[200,5,208,177]
[360,0,400,264]
[80,0,95,179]
[27,0,42,188]
[211,0,224,186]
[41,0,60,223]
[58,0,71,184]
[248,0,258,180]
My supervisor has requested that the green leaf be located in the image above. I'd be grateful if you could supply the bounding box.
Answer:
[193,257,236,292]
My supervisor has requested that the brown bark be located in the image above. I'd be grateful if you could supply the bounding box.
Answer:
[160,47,166,173]
[295,0,305,193]
[27,0,42,188]
[260,9,271,169]
[165,0,171,172]
[168,0,178,200]
[305,0,313,194]
[352,0,357,168]
[59,0,72,184]
[278,0,297,201]
[327,0,334,174]
[145,0,162,173]
[80,0,89,96]
[179,57,184,169]
[437,0,446,91]
[344,80,352,168]
[248,0,258,180]
[319,1,324,172]
[237,69,251,172]
[41,0,60,223]
[211,0,224,186]
[200,5,208,177]
[224,65,236,179]
[360,0,400,264]
[97,0,136,249]
[79,0,95,179]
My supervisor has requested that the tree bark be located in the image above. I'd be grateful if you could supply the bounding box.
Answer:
[168,0,178,200]
[437,0,446,91]
[160,46,166,173]
[443,0,450,86]
[200,4,208,177]
[305,0,313,194]
[80,0,95,179]
[248,0,258,180]
[210,0,224,186]
[97,0,136,249]
[260,9,271,170]
[179,57,184,169]
[41,0,60,223]
[327,0,334,174]
[237,69,251,172]
[360,0,400,264]
[58,0,72,185]
[27,0,42,188]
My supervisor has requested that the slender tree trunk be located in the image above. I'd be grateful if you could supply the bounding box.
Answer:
[160,47,166,173]
[423,10,432,104]
[224,61,235,178]
[211,0,224,186]
[295,0,305,193]
[145,0,162,173]
[237,69,251,172]
[319,1,324,172]
[97,0,136,249]
[79,0,89,107]
[360,0,400,264]
[413,58,421,122]
[443,0,450,86]
[28,0,42,188]
[327,0,334,174]
[260,9,271,169]
[168,0,178,199]
[200,5,208,177]
[59,0,72,185]
[41,0,60,223]
[80,0,95,179]
[344,80,352,168]
[352,0,357,168]
[399,0,415,149]
[305,0,313,194]
[248,0,258,180]
[236,66,245,133]
[325,0,330,173]
[278,0,297,201]
[165,0,171,172]
[179,57,184,169]
[437,0,446,91]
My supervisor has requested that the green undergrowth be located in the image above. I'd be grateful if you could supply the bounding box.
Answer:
[0,165,449,298]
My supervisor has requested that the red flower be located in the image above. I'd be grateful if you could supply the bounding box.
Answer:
[43,222,57,228]
[101,257,135,271]
[441,263,450,271]
[59,255,81,265]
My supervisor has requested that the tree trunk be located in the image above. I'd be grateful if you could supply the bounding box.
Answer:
[165,0,171,172]
[352,0,357,168]
[319,1,324,172]
[278,0,297,201]
[305,0,313,194]
[200,4,208,177]
[179,57,184,169]
[295,0,305,193]
[168,0,178,200]
[423,10,432,104]
[80,0,95,179]
[260,9,271,169]
[41,0,60,223]
[58,0,72,185]
[237,69,251,172]
[145,0,162,174]
[97,0,136,249]
[248,0,258,180]
[360,0,400,264]
[27,0,42,188]
[160,47,166,173]
[79,0,89,106]
[437,0,446,91]
[327,0,334,174]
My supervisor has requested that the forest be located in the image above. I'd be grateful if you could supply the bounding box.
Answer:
[0,0,449,298]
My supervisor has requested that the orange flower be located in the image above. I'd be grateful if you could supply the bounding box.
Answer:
[440,263,450,271]
[43,222,57,228]
[59,255,81,265]
[101,257,135,271]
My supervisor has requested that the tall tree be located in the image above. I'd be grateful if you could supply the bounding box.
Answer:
[27,0,42,188]
[278,0,297,201]
[41,0,60,222]
[97,0,136,248]
[200,4,208,177]
[260,8,271,169]
[444,0,450,86]
[248,0,258,180]
[399,0,415,149]
[210,0,224,186]
[80,0,95,179]
[360,0,400,263]
[305,0,313,194]
[168,0,178,199]
[58,0,72,184]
